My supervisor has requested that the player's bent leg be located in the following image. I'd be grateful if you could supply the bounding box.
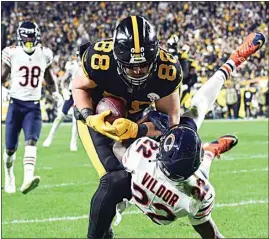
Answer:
[77,120,130,239]
[4,100,23,193]
[3,149,16,193]
[21,107,42,194]
[87,170,132,239]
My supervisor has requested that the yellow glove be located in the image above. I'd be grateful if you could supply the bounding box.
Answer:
[85,110,120,141]
[103,118,139,141]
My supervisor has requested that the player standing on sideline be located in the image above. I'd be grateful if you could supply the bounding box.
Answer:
[1,21,63,194]
[72,16,183,239]
[113,32,265,239]
[43,55,79,151]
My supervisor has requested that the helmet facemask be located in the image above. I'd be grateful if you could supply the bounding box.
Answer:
[17,22,40,54]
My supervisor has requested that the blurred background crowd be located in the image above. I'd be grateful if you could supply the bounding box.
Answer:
[1,1,268,121]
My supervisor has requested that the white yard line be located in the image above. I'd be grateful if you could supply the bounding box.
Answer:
[2,199,268,225]
[26,167,268,190]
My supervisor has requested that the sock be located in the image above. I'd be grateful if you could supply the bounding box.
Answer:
[46,112,65,141]
[3,151,16,177]
[200,151,215,179]
[23,146,37,182]
[219,59,236,79]
[71,113,78,145]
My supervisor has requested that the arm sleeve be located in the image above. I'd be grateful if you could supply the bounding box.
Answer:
[2,47,11,67]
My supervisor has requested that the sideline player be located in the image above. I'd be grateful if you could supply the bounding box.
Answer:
[43,55,79,151]
[1,21,63,194]
[113,32,265,238]
[72,16,183,239]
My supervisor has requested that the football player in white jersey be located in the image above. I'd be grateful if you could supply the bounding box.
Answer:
[112,32,265,238]
[1,21,63,194]
[43,55,79,151]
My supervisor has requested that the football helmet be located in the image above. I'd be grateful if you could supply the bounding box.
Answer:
[17,21,40,53]
[157,124,203,181]
[167,34,179,55]
[113,16,159,88]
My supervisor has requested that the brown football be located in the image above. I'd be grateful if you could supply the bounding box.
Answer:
[95,96,127,123]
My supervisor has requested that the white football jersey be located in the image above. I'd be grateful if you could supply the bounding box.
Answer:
[2,45,53,101]
[64,60,79,90]
[122,137,215,226]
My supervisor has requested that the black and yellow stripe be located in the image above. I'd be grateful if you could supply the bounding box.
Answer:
[77,120,106,178]
[131,16,140,54]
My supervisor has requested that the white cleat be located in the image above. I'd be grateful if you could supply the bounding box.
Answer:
[70,144,78,151]
[20,176,40,194]
[5,175,16,193]
[43,138,52,148]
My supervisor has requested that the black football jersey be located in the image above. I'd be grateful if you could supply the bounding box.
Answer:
[81,39,183,121]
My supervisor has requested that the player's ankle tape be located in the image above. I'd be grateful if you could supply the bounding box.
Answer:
[136,124,148,138]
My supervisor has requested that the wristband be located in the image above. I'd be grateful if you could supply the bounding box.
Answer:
[81,108,94,120]
[136,123,148,138]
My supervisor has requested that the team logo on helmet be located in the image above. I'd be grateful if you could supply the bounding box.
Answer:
[163,133,175,152]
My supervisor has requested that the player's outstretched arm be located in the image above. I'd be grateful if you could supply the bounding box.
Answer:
[1,61,11,85]
[192,219,224,239]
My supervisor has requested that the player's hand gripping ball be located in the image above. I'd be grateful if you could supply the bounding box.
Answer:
[95,96,127,124]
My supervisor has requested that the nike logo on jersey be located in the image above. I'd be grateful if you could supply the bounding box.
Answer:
[34,101,39,104]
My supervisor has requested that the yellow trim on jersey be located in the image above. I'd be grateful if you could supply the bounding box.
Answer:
[81,50,89,77]
[131,16,140,54]
[77,121,107,178]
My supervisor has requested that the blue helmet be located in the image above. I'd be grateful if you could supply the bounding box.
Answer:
[157,124,203,181]
[17,21,40,53]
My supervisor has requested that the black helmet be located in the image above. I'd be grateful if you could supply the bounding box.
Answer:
[157,124,203,181]
[113,16,159,88]
[17,21,40,53]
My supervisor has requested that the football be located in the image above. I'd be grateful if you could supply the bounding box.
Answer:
[95,96,127,123]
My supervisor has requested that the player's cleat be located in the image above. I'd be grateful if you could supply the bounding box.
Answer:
[20,176,40,194]
[43,138,52,148]
[70,143,78,151]
[230,32,265,67]
[4,173,16,193]
[203,135,238,158]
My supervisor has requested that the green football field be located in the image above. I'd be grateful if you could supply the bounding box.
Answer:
[1,120,268,238]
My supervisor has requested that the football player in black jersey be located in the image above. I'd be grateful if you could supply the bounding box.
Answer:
[72,16,183,239]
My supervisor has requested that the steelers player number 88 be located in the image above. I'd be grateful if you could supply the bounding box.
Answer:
[91,41,113,70]
[158,50,177,81]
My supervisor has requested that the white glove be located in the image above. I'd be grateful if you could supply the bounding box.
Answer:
[62,88,71,101]
[52,92,64,108]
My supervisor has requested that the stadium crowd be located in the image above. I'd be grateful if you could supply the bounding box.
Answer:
[1,2,268,120]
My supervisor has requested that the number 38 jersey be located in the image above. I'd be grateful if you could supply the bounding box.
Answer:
[2,45,53,101]
[81,39,183,120]
[122,137,215,226]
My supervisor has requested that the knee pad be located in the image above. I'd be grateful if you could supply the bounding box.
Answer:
[25,139,37,146]
[5,149,16,157]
